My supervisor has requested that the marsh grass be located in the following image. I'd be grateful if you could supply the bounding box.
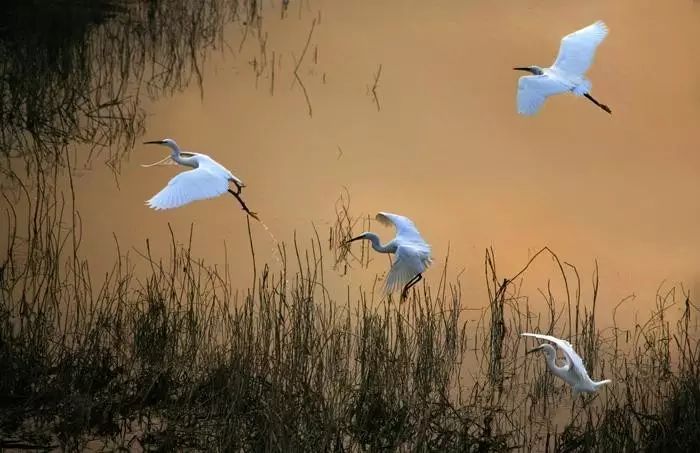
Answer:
[1,177,699,452]
[329,189,374,275]
[0,0,272,179]
[5,2,697,451]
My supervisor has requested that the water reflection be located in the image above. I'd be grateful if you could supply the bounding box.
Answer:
[0,0,264,177]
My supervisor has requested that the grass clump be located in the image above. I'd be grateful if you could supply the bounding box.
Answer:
[1,179,699,451]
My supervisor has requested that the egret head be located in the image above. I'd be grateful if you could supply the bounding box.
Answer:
[143,138,179,150]
[513,65,544,76]
[526,343,556,359]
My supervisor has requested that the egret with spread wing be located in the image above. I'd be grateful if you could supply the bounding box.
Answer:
[346,212,432,301]
[514,20,612,115]
[142,138,258,219]
[522,332,611,396]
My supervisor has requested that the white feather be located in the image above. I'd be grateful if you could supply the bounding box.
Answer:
[143,139,245,211]
[146,167,229,210]
[552,20,609,76]
[515,20,610,115]
[376,212,430,248]
[374,212,432,295]
[516,75,570,116]
[384,244,431,294]
[521,332,587,378]
[521,332,611,396]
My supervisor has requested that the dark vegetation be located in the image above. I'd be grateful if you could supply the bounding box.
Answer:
[1,175,698,451]
[0,0,269,176]
[1,1,699,451]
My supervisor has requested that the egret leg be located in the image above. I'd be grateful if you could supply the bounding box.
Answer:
[402,274,420,293]
[227,189,259,221]
[583,93,612,114]
[400,273,423,301]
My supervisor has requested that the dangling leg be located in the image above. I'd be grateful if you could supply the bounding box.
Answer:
[584,93,612,114]
[228,188,259,220]
[400,278,415,301]
[400,273,423,301]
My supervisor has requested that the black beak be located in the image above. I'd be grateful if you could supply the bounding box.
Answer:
[513,67,532,72]
[344,235,363,245]
[526,346,542,355]
[143,140,165,145]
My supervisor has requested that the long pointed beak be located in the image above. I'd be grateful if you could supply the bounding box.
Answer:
[513,67,532,72]
[344,235,363,245]
[143,140,165,145]
[526,346,543,355]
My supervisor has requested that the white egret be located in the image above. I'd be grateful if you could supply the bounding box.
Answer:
[142,138,258,219]
[346,212,432,301]
[522,332,611,396]
[514,20,612,115]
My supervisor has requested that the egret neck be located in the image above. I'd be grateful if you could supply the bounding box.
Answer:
[347,233,397,253]
[143,139,195,167]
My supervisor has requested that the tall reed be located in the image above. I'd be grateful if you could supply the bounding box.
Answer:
[1,177,698,451]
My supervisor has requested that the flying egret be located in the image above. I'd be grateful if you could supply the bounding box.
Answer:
[142,138,258,219]
[522,332,611,396]
[345,212,432,301]
[513,20,612,115]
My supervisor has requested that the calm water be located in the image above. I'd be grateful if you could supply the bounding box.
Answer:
[4,0,700,326]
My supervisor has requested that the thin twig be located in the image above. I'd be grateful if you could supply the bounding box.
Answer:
[292,18,317,117]
[369,63,383,111]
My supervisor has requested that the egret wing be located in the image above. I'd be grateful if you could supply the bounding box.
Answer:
[376,212,428,246]
[384,244,428,294]
[516,75,569,115]
[147,167,229,210]
[552,21,608,76]
[521,333,589,378]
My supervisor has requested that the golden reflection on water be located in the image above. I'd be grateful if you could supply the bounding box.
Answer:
[48,0,700,324]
